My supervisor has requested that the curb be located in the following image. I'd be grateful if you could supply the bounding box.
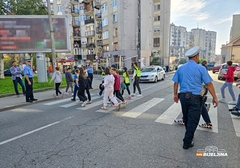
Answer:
[0,87,99,112]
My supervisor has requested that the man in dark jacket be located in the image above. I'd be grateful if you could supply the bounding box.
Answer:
[65,68,73,95]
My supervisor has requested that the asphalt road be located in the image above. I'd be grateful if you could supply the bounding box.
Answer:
[0,72,240,168]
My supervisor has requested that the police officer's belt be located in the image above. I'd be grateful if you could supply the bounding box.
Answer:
[179,92,202,98]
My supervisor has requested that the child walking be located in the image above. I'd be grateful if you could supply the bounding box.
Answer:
[65,68,73,95]
[71,69,79,101]
[101,67,120,110]
[122,67,131,99]
[78,67,88,107]
[112,68,127,105]
[50,67,63,98]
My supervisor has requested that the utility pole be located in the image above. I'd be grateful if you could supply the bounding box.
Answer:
[47,0,56,72]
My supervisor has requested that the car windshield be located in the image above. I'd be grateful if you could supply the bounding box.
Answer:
[141,68,156,72]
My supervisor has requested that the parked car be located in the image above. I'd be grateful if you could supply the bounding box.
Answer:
[218,63,239,80]
[212,64,221,73]
[206,64,215,71]
[4,69,11,76]
[140,66,165,83]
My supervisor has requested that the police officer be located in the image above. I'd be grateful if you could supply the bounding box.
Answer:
[24,60,37,103]
[172,46,218,149]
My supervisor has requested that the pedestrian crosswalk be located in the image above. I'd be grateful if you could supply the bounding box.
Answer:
[43,94,240,137]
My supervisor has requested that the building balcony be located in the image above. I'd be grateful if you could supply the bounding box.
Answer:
[70,0,79,4]
[81,43,87,48]
[85,18,94,25]
[72,20,80,27]
[85,9,94,16]
[86,54,96,60]
[96,26,102,34]
[94,0,102,9]
[97,40,103,46]
[95,13,102,21]
[86,43,96,48]
[73,31,80,38]
[71,8,79,17]
[85,30,95,37]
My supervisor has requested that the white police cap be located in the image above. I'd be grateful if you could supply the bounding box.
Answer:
[185,46,200,57]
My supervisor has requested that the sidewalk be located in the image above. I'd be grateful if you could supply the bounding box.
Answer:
[0,75,102,112]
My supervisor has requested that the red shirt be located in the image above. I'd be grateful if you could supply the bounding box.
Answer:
[224,66,235,82]
[113,74,120,90]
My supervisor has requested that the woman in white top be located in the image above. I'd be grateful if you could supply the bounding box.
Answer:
[50,67,62,97]
[101,67,120,110]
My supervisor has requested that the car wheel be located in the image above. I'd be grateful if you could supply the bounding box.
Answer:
[154,76,158,83]
[162,74,165,80]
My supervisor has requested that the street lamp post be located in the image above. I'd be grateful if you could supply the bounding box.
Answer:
[46,0,56,72]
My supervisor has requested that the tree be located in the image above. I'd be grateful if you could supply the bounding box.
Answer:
[0,0,47,15]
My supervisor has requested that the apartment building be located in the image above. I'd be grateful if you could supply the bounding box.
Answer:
[191,28,216,62]
[170,23,187,58]
[53,0,170,69]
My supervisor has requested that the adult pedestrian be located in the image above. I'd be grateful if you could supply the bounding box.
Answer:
[172,46,218,149]
[87,63,93,89]
[65,68,73,95]
[132,62,142,96]
[219,61,236,104]
[78,67,88,107]
[50,67,63,98]
[23,60,37,103]
[10,61,26,97]
[98,66,105,96]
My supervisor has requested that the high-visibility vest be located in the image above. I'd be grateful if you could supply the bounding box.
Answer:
[135,67,141,77]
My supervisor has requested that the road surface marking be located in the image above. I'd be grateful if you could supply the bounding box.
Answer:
[0,116,73,146]
[121,98,164,118]
[154,103,181,124]
[43,99,70,106]
[76,99,103,110]
[197,105,218,133]
[60,96,100,108]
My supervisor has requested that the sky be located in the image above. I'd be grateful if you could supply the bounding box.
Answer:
[171,0,240,54]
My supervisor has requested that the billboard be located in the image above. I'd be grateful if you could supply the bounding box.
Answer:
[0,15,70,53]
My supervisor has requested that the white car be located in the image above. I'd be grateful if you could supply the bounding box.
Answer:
[140,66,165,83]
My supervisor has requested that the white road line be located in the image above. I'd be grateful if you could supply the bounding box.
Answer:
[154,103,181,124]
[229,104,240,137]
[0,116,73,146]
[197,105,218,133]
[121,98,164,118]
[43,99,70,106]
[141,84,157,91]
[76,100,103,110]
[60,96,101,108]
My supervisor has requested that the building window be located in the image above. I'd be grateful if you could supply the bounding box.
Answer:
[101,3,108,13]
[153,38,160,47]
[113,13,117,22]
[103,45,109,52]
[58,5,62,12]
[113,0,117,7]
[80,15,86,21]
[103,31,109,39]
[80,6,85,10]
[102,17,108,26]
[154,4,160,10]
[154,16,160,21]
[113,28,118,37]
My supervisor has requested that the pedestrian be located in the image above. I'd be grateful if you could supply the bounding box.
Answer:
[122,67,131,99]
[10,61,26,97]
[50,67,63,98]
[230,73,240,116]
[78,67,88,107]
[132,62,142,96]
[23,59,37,103]
[219,61,236,104]
[65,68,73,95]
[112,68,127,105]
[101,67,120,111]
[172,46,218,149]
[87,63,93,89]
[83,66,92,103]
[72,65,77,74]
[98,66,105,96]
[71,69,80,101]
